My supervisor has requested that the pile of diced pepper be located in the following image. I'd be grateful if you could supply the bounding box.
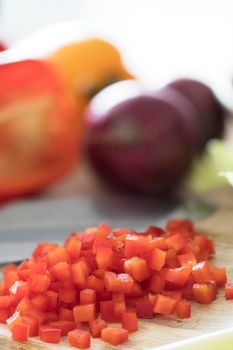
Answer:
[0,219,232,348]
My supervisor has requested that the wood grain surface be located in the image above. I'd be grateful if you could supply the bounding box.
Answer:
[0,191,233,349]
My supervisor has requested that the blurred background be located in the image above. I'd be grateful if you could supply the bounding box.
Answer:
[0,0,233,243]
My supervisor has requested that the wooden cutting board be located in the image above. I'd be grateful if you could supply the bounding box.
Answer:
[0,193,233,349]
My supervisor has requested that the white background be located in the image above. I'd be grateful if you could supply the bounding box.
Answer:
[1,0,233,108]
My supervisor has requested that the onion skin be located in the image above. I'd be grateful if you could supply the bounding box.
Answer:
[167,78,225,150]
[86,82,199,196]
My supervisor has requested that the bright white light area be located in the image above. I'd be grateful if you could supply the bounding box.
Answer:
[0,0,233,107]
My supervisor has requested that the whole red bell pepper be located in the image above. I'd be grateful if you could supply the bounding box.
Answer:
[0,59,77,199]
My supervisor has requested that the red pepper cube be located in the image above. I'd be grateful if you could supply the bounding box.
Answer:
[147,247,166,271]
[124,257,149,282]
[31,294,48,312]
[100,300,115,322]
[193,282,217,304]
[165,266,192,287]
[210,266,227,285]
[148,273,165,293]
[80,289,96,305]
[65,237,81,262]
[86,275,104,293]
[58,288,77,304]
[166,233,188,251]
[122,312,138,332]
[4,270,19,289]
[0,309,10,323]
[152,237,168,250]
[29,262,47,275]
[166,219,193,232]
[39,325,61,344]
[95,247,113,269]
[153,294,177,315]
[144,226,165,237]
[92,237,112,254]
[101,327,129,346]
[177,251,197,267]
[96,223,112,237]
[0,295,15,309]
[6,311,23,332]
[225,283,233,300]
[194,235,210,250]
[89,318,107,338]
[71,261,88,287]
[124,234,150,258]
[176,299,191,319]
[126,281,144,297]
[58,307,74,321]
[80,250,98,271]
[10,281,29,302]
[73,303,96,323]
[162,291,182,301]
[52,261,71,281]
[46,290,58,311]
[22,316,39,337]
[47,247,68,266]
[136,297,154,319]
[48,320,76,336]
[68,329,91,349]
[12,323,30,341]
[104,272,133,293]
[112,293,126,320]
[45,311,58,322]
[192,262,214,283]
[29,274,50,293]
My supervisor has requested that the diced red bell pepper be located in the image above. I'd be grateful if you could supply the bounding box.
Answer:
[104,272,133,293]
[148,273,165,293]
[126,281,144,297]
[101,327,129,346]
[124,257,149,282]
[29,274,50,293]
[166,233,188,251]
[73,303,96,323]
[124,234,150,258]
[58,307,74,321]
[112,293,126,320]
[0,295,15,308]
[44,311,58,322]
[210,266,227,285]
[48,320,76,336]
[193,282,217,304]
[162,291,182,301]
[153,294,177,315]
[85,275,104,293]
[12,323,30,341]
[144,226,165,237]
[100,300,115,322]
[46,290,58,311]
[47,247,68,266]
[166,219,193,232]
[96,223,112,238]
[122,312,138,332]
[225,283,233,300]
[151,237,168,250]
[176,299,191,319]
[29,262,47,275]
[192,262,214,283]
[0,309,10,323]
[89,318,107,338]
[58,288,77,304]
[39,325,61,344]
[165,266,192,287]
[80,250,98,271]
[80,288,96,305]
[147,247,166,271]
[95,247,113,269]
[52,261,71,281]
[177,251,197,267]
[22,315,39,337]
[31,294,48,312]
[68,329,91,349]
[10,281,29,303]
[71,261,88,287]
[65,237,81,262]
[135,297,154,319]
